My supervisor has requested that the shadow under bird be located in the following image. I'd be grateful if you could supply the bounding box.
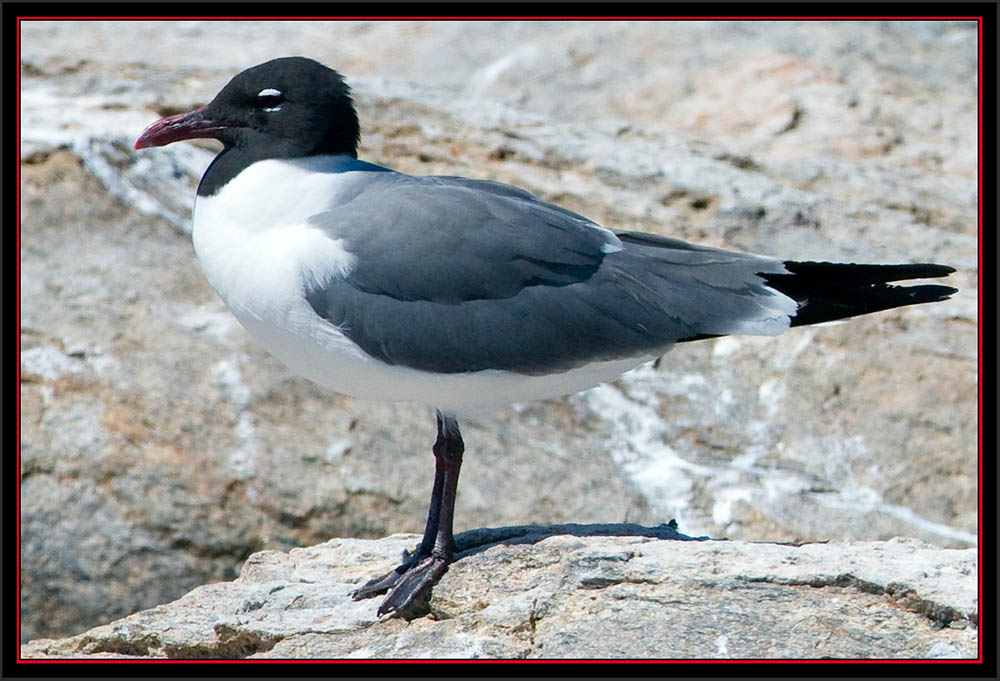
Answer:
[134,56,957,617]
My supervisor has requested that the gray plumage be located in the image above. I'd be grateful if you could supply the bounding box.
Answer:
[305,171,798,375]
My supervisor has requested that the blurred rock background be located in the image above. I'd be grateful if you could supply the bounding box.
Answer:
[19,20,978,644]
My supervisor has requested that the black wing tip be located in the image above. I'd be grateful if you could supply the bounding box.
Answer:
[913,284,959,303]
[781,260,957,283]
[928,264,957,277]
[761,261,958,328]
[888,262,956,279]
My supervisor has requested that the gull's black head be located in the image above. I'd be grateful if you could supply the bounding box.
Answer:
[135,56,360,160]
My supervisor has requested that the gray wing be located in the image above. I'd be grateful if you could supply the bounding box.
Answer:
[318,173,620,302]
[305,173,795,375]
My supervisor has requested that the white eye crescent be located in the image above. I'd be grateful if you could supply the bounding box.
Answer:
[256,88,284,112]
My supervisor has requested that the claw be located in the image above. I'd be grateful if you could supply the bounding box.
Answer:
[351,563,410,601]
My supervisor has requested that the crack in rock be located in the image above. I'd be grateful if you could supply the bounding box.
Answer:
[738,573,974,628]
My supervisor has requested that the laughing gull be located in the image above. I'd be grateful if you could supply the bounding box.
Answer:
[135,56,957,617]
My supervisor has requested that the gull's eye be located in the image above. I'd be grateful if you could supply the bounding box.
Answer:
[255,88,284,112]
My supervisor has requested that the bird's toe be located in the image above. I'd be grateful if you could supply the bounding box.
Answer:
[376,555,451,617]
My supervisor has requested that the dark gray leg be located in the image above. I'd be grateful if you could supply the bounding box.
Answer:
[351,411,464,616]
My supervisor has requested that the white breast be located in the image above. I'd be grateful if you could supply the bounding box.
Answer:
[192,157,371,381]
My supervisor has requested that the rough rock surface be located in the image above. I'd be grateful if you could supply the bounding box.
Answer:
[19,20,978,645]
[20,528,978,659]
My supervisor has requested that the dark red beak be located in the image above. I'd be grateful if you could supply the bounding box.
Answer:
[134,107,226,150]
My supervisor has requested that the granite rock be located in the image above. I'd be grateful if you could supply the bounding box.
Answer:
[20,528,979,660]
